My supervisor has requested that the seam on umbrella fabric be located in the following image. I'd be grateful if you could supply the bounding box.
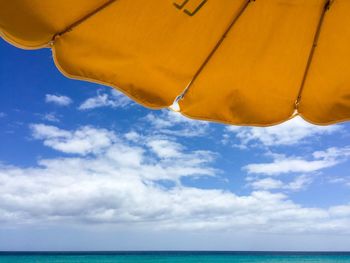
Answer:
[294,0,334,111]
[50,0,117,44]
[172,0,255,108]
[0,1,117,49]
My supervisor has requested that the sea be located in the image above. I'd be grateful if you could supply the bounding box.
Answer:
[1,252,350,263]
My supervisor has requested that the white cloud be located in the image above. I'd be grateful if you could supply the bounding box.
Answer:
[78,90,132,110]
[244,158,336,176]
[45,94,72,106]
[1,158,350,234]
[250,175,313,191]
[124,131,141,142]
[225,116,341,147]
[30,124,116,155]
[0,112,6,118]
[286,175,314,191]
[147,139,183,159]
[313,147,350,160]
[42,113,60,122]
[243,147,350,176]
[250,178,284,190]
[29,124,215,182]
[329,205,350,217]
[327,176,350,187]
[145,110,209,137]
[1,124,350,235]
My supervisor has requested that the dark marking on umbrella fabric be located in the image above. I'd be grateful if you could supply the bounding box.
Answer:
[173,0,207,16]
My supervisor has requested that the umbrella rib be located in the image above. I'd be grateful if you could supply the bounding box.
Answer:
[173,0,254,103]
[295,0,334,110]
[51,0,117,43]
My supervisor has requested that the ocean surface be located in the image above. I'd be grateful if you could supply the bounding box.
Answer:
[0,252,350,263]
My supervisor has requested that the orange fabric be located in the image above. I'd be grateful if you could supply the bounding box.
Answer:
[299,0,350,125]
[1,0,349,126]
[0,0,108,48]
[180,0,324,125]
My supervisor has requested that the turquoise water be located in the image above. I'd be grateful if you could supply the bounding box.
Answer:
[1,252,350,263]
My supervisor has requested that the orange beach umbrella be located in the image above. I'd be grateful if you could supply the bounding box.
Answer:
[1,0,349,126]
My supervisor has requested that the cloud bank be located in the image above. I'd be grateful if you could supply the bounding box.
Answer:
[1,123,350,235]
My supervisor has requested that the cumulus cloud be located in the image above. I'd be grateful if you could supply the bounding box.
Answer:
[29,124,215,181]
[327,176,350,188]
[147,139,183,159]
[1,124,350,235]
[42,113,60,122]
[243,147,350,176]
[313,147,350,160]
[145,110,209,137]
[30,124,116,155]
[1,159,350,233]
[249,175,313,191]
[329,205,350,217]
[224,116,341,147]
[45,94,72,106]
[244,158,336,176]
[249,178,284,190]
[78,90,132,110]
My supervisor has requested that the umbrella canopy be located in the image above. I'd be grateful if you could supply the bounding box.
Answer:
[1,0,349,126]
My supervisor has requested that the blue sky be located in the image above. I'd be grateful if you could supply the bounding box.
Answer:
[1,38,350,251]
